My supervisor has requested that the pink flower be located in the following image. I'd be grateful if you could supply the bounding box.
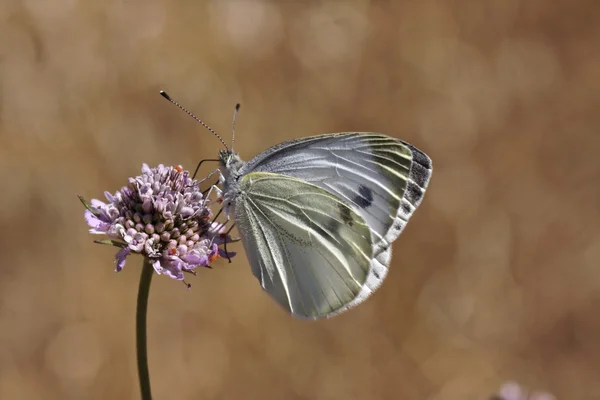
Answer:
[80,164,235,281]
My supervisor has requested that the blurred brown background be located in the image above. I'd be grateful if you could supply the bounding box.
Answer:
[1,0,599,399]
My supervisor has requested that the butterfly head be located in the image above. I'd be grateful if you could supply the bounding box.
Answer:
[219,149,245,182]
[218,149,245,217]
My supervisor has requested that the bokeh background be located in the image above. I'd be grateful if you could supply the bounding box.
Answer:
[1,0,599,398]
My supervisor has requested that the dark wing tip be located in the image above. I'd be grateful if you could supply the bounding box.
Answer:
[399,141,433,208]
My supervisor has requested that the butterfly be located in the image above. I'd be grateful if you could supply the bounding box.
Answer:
[160,91,432,319]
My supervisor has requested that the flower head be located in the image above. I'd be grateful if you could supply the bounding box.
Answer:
[80,164,235,282]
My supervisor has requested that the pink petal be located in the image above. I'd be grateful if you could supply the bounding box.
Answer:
[114,248,131,272]
[85,210,110,234]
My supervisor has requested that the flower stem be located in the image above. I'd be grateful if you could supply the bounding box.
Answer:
[136,258,154,400]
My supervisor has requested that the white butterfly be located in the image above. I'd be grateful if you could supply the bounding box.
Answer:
[160,92,432,319]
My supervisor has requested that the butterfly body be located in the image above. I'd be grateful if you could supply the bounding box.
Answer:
[219,150,246,217]
[218,132,432,319]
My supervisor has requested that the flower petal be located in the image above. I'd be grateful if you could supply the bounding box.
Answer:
[152,260,164,274]
[114,248,131,272]
[180,206,194,218]
[210,222,227,234]
[85,210,111,234]
[159,259,185,280]
[84,209,101,227]
[144,238,160,257]
[181,252,208,266]
[104,191,115,203]
[90,198,107,208]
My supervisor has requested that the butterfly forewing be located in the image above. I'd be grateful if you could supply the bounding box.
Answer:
[233,172,373,319]
[241,132,432,261]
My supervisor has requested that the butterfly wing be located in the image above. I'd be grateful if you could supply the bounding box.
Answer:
[240,133,432,310]
[233,171,373,319]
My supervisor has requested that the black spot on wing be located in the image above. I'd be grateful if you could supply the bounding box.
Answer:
[338,203,354,226]
[353,185,374,208]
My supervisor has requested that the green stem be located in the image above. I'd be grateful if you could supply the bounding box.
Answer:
[137,258,154,400]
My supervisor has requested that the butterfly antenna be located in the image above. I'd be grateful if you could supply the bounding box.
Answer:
[159,90,229,151]
[231,103,240,152]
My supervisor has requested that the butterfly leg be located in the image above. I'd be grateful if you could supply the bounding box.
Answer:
[202,183,224,205]
[208,215,237,263]
[210,206,232,238]
[221,223,236,263]
[210,207,224,226]
[202,181,221,197]
[188,168,222,190]
[199,171,225,210]
[191,158,219,180]
[201,170,227,206]
[199,168,222,184]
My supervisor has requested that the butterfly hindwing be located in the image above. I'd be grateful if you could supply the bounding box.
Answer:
[232,171,373,319]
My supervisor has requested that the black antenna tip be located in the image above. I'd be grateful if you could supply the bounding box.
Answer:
[235,103,241,111]
[159,90,171,101]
